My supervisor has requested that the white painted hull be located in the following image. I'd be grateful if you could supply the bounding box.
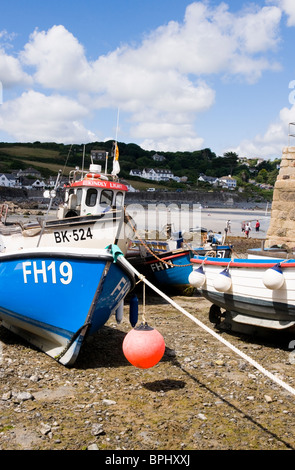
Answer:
[0,211,134,255]
[190,256,295,330]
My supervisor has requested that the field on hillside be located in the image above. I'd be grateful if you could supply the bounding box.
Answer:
[0,145,166,189]
[0,146,78,176]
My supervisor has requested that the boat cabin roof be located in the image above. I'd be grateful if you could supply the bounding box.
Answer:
[65,164,128,192]
[68,178,128,192]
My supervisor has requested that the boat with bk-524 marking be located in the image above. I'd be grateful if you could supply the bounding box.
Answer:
[0,149,134,255]
[0,146,136,365]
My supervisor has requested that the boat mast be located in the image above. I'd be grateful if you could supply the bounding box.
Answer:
[37,170,62,247]
[82,144,85,174]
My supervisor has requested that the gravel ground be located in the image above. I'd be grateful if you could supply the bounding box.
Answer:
[1,238,295,451]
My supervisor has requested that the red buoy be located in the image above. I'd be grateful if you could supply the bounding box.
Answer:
[123,323,165,369]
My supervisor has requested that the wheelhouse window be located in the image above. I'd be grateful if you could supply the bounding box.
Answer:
[76,188,83,206]
[100,190,113,206]
[115,191,124,208]
[86,188,97,207]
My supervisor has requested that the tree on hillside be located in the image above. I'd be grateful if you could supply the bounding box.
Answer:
[222,151,239,176]
[256,168,268,183]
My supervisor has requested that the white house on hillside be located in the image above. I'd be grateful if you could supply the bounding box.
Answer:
[18,168,42,179]
[219,175,237,189]
[129,169,142,178]
[152,153,166,162]
[198,173,219,185]
[198,173,237,189]
[129,168,175,182]
[0,173,19,187]
[31,179,46,189]
[142,168,174,181]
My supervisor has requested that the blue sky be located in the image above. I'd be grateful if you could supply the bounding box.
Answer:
[0,0,295,160]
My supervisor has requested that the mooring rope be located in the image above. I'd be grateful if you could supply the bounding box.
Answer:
[125,210,212,268]
[120,255,295,398]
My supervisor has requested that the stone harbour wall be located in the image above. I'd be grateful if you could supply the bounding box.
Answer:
[266,146,295,248]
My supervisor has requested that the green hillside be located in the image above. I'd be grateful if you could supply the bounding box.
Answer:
[0,144,78,177]
[0,141,279,197]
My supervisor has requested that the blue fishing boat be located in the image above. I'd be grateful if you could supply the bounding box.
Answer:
[0,245,135,365]
[0,146,138,365]
[127,223,232,289]
[142,245,232,289]
[127,244,231,290]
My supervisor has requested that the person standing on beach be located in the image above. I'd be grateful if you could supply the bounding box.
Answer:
[245,222,251,238]
[241,221,245,233]
[255,220,260,232]
[226,220,231,233]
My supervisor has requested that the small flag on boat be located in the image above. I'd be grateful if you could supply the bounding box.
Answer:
[112,142,120,175]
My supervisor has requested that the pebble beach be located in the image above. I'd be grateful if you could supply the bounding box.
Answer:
[1,230,295,452]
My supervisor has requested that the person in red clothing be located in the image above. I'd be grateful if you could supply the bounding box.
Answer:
[255,220,260,232]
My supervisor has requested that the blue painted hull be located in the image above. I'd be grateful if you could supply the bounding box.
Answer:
[145,250,192,287]
[0,247,135,365]
[143,246,232,287]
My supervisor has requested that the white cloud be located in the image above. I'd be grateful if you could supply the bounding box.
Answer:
[21,25,91,91]
[234,6,281,54]
[227,106,294,159]
[0,2,287,151]
[0,90,96,143]
[0,48,32,88]
[275,0,295,26]
[0,29,32,88]
[132,2,281,80]
[141,135,205,153]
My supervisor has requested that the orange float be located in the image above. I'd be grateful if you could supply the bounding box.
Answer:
[122,323,165,369]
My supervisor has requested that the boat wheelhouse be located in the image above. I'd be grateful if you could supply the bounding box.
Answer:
[0,162,134,255]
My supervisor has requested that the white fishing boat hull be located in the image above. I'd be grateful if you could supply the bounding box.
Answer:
[0,157,136,256]
[190,256,295,331]
[0,210,133,255]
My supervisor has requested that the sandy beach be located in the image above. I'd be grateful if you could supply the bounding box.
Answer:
[198,207,270,239]
[128,206,271,240]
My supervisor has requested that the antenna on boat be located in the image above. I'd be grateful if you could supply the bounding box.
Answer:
[37,170,62,247]
[105,152,109,174]
[115,107,120,142]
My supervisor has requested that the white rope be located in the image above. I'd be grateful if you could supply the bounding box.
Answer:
[120,256,295,397]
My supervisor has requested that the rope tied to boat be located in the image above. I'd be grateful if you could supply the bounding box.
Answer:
[119,255,295,398]
[125,210,199,268]
[135,272,147,324]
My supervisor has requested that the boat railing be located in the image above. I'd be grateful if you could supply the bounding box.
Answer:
[68,168,88,184]
[68,168,118,184]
